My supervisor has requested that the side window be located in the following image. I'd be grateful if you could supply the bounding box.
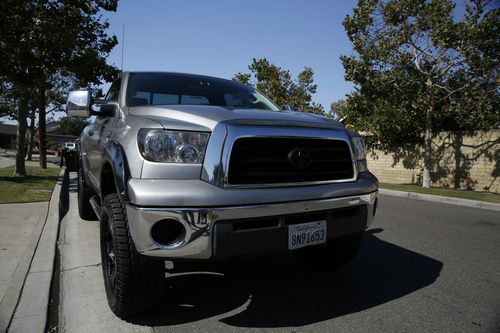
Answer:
[105,79,121,101]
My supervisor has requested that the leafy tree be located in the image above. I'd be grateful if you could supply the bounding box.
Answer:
[58,116,89,137]
[329,99,349,120]
[233,58,324,114]
[0,0,118,175]
[341,0,499,187]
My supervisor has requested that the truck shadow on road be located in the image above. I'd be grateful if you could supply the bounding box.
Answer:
[130,228,443,328]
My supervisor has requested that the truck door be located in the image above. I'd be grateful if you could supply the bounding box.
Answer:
[86,79,121,188]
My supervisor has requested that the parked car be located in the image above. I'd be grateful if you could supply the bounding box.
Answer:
[57,142,76,156]
[66,72,378,319]
[64,142,76,151]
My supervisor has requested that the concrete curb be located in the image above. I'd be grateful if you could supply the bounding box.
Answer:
[6,168,66,333]
[379,188,500,212]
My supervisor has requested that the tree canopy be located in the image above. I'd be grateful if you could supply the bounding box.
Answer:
[233,58,324,114]
[0,0,118,87]
[340,0,499,187]
[0,0,119,175]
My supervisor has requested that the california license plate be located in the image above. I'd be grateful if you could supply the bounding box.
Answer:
[288,221,327,250]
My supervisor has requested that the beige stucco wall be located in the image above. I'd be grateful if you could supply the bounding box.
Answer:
[367,130,500,193]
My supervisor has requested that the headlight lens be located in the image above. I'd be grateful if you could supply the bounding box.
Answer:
[349,133,368,173]
[138,129,210,163]
[350,136,366,161]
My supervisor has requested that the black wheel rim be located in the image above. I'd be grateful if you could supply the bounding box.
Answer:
[104,218,117,291]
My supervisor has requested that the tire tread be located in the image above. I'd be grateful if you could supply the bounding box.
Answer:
[101,193,164,319]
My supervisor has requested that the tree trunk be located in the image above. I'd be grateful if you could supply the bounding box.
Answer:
[26,109,36,161]
[38,87,47,169]
[453,131,463,189]
[422,78,435,189]
[14,97,29,176]
[422,104,433,188]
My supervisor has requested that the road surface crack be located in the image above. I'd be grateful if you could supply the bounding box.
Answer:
[62,263,101,272]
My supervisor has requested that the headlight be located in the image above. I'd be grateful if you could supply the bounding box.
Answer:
[350,136,366,161]
[349,132,368,173]
[138,129,210,163]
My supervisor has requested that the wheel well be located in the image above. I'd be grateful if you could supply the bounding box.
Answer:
[100,162,116,202]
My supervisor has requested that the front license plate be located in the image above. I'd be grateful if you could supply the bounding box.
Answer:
[288,221,327,250]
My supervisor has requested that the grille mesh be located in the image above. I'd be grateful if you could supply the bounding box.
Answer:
[227,137,354,185]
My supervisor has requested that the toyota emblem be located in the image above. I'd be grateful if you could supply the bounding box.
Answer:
[288,148,313,169]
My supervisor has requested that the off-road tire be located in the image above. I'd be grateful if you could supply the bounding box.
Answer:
[100,193,165,319]
[293,232,363,270]
[77,166,97,220]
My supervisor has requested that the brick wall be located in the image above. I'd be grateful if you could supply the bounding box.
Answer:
[367,129,500,193]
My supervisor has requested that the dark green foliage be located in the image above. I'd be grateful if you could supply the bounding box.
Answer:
[341,0,499,187]
[233,58,324,114]
[0,0,119,87]
[0,0,119,175]
[58,116,89,137]
[330,100,349,120]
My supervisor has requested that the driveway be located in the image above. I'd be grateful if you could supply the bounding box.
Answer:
[57,174,500,332]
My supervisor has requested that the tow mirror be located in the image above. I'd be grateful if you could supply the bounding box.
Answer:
[66,90,91,118]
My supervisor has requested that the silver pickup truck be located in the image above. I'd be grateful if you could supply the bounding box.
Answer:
[66,72,378,319]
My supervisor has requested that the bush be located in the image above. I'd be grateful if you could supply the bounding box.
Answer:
[46,140,59,151]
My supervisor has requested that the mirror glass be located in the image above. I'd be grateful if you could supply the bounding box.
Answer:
[66,90,91,117]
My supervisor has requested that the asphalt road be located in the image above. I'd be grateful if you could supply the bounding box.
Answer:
[58,176,500,333]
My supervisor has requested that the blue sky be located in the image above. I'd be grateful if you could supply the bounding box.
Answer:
[102,0,358,109]
[1,0,357,125]
[2,0,473,125]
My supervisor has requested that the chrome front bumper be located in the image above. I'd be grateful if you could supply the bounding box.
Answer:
[126,191,378,259]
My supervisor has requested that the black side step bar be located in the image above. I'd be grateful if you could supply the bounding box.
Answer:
[89,196,102,220]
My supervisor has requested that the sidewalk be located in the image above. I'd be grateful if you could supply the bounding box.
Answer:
[0,202,49,301]
[58,173,149,333]
[0,168,64,333]
[0,202,49,329]
[379,188,500,211]
[0,157,15,169]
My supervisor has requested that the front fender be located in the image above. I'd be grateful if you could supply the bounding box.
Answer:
[102,141,131,201]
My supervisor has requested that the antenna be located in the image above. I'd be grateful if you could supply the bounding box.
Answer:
[121,25,125,72]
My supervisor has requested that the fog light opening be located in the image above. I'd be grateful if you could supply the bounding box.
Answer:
[373,198,378,217]
[151,219,186,247]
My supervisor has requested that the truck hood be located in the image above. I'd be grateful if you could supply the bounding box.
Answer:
[128,104,345,132]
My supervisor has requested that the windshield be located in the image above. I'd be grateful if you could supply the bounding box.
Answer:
[126,73,280,111]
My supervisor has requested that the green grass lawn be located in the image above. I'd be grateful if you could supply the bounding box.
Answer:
[0,165,61,203]
[380,183,500,204]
